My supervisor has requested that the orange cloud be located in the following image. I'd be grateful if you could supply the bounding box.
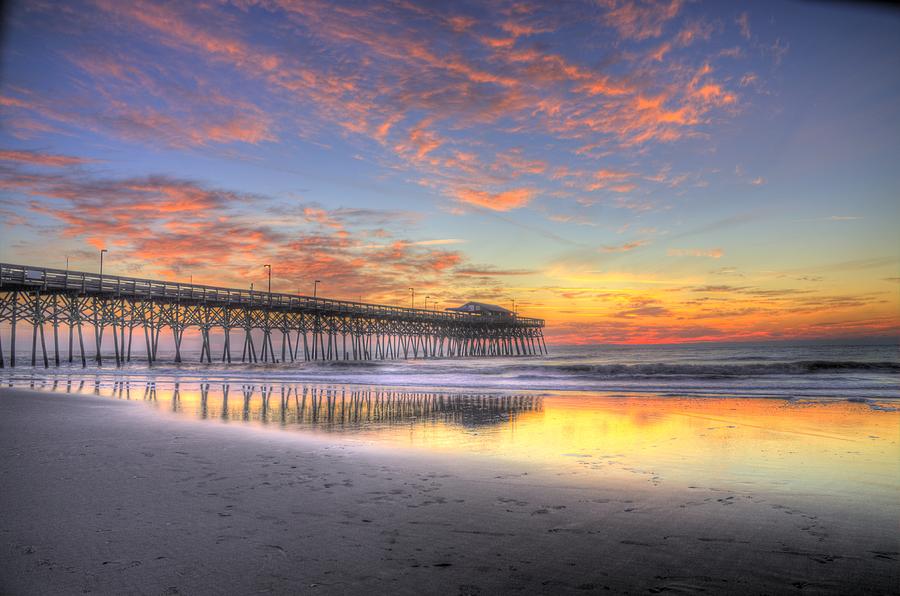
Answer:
[453,187,535,211]
[587,169,637,192]
[395,120,445,161]
[492,149,548,176]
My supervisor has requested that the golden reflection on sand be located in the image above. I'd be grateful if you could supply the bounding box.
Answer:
[19,379,900,502]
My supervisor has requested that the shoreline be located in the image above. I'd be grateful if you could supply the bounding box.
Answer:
[2,387,898,595]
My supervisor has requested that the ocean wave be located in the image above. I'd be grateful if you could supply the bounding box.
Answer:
[547,360,900,377]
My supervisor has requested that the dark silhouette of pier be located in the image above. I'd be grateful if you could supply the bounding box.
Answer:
[0,263,547,367]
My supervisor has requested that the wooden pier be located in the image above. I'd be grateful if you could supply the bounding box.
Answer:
[0,263,547,367]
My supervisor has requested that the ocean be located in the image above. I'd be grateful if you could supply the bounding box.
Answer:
[2,342,898,400]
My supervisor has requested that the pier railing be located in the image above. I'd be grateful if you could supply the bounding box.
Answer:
[0,263,543,327]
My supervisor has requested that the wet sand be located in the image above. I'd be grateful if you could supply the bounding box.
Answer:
[1,388,897,595]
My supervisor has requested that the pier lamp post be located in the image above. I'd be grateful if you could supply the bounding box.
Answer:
[65,256,69,272]
[99,248,107,285]
[264,265,271,304]
[424,295,430,310]
[313,279,320,299]
[409,287,414,309]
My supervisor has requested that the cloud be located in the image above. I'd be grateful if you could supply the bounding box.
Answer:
[667,247,723,258]
[491,149,548,176]
[3,49,277,148]
[601,240,649,253]
[736,12,751,40]
[454,266,537,276]
[548,213,597,226]
[0,149,95,168]
[452,187,536,211]
[0,157,529,298]
[395,119,445,161]
[587,169,637,191]
[615,304,672,318]
[602,0,683,41]
[409,238,466,246]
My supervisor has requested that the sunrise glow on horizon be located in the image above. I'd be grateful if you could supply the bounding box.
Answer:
[1,0,898,344]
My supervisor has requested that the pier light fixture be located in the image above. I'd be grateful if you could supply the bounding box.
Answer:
[313,279,320,299]
[264,264,271,295]
[409,287,414,309]
[99,248,108,279]
[425,295,430,310]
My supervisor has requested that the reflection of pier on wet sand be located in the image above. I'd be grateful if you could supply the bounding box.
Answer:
[19,379,543,429]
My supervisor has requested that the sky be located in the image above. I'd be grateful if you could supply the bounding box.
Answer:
[1,0,898,344]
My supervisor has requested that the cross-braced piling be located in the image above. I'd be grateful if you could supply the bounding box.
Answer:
[0,263,547,368]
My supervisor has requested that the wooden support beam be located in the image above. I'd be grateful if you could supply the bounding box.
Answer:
[52,295,60,366]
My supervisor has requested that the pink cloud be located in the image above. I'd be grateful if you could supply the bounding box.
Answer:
[602,0,683,41]
[0,149,94,168]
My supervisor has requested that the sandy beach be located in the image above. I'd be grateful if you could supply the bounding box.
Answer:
[1,387,897,595]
